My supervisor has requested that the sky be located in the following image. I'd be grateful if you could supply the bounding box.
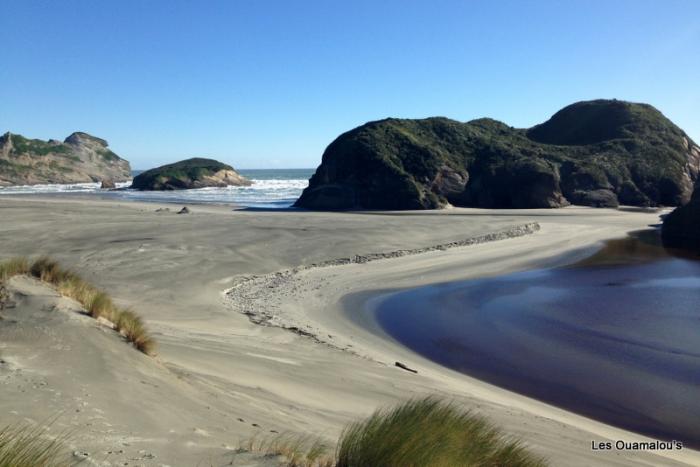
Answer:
[1,0,699,169]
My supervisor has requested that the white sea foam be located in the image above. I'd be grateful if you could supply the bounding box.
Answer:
[0,181,132,194]
[0,172,310,209]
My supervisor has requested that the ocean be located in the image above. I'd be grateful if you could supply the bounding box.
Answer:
[0,168,314,209]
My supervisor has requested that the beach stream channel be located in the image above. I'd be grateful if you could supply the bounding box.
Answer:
[373,230,700,447]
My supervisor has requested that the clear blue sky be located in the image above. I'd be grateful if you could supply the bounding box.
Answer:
[2,0,699,169]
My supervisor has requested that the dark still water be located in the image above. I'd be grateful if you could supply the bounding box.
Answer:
[375,233,700,446]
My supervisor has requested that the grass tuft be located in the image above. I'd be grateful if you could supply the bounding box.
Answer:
[30,257,67,284]
[0,257,30,281]
[0,423,68,467]
[84,291,115,320]
[242,397,546,467]
[115,309,156,355]
[335,397,547,467]
[0,256,155,355]
[244,433,334,467]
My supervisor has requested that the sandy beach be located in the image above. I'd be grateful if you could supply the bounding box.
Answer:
[1,196,698,466]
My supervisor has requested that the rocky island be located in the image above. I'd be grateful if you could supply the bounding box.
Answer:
[0,131,131,186]
[295,100,700,210]
[130,157,251,190]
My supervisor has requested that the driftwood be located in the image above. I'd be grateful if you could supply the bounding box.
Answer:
[395,361,418,373]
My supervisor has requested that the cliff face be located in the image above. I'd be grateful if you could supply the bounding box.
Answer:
[130,158,251,190]
[295,100,700,210]
[0,131,131,186]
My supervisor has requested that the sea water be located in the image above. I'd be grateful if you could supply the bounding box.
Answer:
[0,168,313,209]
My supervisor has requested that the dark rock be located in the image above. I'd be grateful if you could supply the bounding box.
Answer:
[295,100,699,210]
[567,189,619,208]
[177,207,190,214]
[618,181,650,206]
[131,157,251,190]
[662,187,700,252]
[459,158,568,208]
[100,179,116,189]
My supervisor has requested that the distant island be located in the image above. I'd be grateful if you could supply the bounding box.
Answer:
[295,99,700,210]
[0,131,131,186]
[130,157,251,190]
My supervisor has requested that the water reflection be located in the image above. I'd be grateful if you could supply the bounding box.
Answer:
[375,230,700,446]
[572,229,699,267]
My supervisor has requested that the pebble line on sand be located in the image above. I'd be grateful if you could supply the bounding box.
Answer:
[224,222,541,337]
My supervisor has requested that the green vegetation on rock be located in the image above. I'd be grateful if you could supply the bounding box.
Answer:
[296,100,700,210]
[8,134,69,156]
[131,157,251,190]
[0,131,131,186]
[97,148,120,161]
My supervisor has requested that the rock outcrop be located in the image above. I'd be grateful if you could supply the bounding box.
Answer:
[100,178,116,189]
[0,131,131,186]
[662,184,700,251]
[295,100,700,210]
[130,158,251,190]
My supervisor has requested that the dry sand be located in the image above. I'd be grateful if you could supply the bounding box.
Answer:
[0,195,697,466]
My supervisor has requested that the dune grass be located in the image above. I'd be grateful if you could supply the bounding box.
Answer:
[244,397,547,467]
[0,257,30,282]
[114,309,155,355]
[0,256,155,355]
[0,423,68,467]
[336,397,546,467]
[244,433,334,467]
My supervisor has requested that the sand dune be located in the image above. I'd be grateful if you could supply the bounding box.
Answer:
[0,196,697,466]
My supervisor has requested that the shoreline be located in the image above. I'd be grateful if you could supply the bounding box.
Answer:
[369,238,700,448]
[224,221,541,330]
[0,195,697,466]
[222,207,700,466]
[339,238,606,350]
[0,169,313,210]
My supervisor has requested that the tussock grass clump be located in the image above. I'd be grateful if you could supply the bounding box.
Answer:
[335,397,547,467]
[31,257,117,320]
[30,257,69,284]
[0,257,155,355]
[56,276,98,311]
[243,397,546,467]
[115,309,155,355]
[245,433,333,467]
[0,423,68,467]
[0,257,30,281]
[84,290,115,320]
